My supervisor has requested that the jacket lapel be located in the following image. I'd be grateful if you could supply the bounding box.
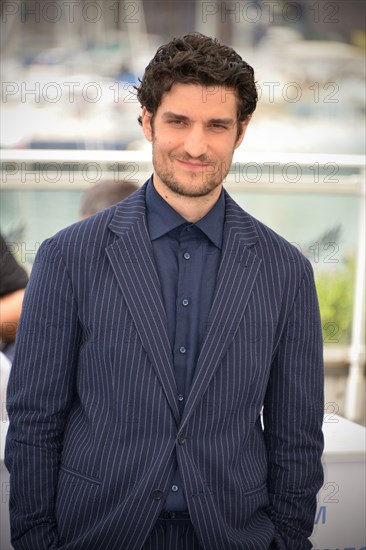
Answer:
[180,192,262,429]
[106,184,180,424]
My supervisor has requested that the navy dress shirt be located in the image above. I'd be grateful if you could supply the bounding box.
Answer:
[145,177,225,512]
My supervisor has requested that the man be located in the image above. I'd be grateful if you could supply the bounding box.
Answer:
[5,33,324,549]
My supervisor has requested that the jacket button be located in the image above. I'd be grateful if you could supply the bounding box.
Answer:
[178,433,187,445]
[151,489,164,500]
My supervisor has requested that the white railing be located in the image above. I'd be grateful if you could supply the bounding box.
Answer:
[1,150,364,192]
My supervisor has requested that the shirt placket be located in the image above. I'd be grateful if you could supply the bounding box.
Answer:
[173,225,197,414]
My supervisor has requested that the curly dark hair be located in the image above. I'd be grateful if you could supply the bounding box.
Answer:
[135,33,258,135]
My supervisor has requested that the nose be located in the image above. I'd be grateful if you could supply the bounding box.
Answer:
[183,124,208,159]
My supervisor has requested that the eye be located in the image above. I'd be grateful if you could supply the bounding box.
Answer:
[210,123,229,132]
[168,119,187,127]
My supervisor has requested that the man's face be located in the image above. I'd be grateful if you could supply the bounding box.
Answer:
[141,83,249,199]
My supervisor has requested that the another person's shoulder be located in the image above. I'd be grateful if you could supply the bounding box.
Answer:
[0,232,29,295]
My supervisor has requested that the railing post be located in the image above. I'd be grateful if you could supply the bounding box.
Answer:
[345,164,366,423]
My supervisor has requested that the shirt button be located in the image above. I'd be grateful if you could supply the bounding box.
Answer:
[182,299,189,306]
[178,433,187,445]
[179,346,186,354]
[183,252,190,260]
[171,485,179,492]
[151,489,164,500]
[177,394,184,402]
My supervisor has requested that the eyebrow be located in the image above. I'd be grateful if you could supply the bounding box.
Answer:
[162,112,235,126]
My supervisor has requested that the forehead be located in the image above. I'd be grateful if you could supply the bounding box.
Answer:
[157,83,238,119]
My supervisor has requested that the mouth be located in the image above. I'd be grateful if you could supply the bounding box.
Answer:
[176,159,213,170]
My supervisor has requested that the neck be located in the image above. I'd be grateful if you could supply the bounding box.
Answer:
[152,178,222,223]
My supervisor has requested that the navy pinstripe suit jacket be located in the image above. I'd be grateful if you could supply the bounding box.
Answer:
[5,181,324,549]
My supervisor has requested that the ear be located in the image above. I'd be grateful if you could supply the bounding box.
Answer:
[235,116,251,149]
[141,107,153,141]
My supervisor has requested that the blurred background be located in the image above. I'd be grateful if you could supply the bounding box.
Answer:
[0,0,365,424]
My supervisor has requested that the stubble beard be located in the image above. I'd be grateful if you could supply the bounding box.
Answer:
[151,143,232,198]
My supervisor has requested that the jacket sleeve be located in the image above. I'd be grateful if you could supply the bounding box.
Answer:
[5,238,81,549]
[263,259,324,549]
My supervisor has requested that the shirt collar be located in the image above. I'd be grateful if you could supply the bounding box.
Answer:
[145,177,225,249]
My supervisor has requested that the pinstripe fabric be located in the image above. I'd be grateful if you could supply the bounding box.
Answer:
[5,180,324,549]
[142,518,202,550]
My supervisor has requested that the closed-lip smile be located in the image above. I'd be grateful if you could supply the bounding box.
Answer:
[177,159,212,169]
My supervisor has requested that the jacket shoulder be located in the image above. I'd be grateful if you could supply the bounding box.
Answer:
[225,191,311,273]
[42,185,146,253]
